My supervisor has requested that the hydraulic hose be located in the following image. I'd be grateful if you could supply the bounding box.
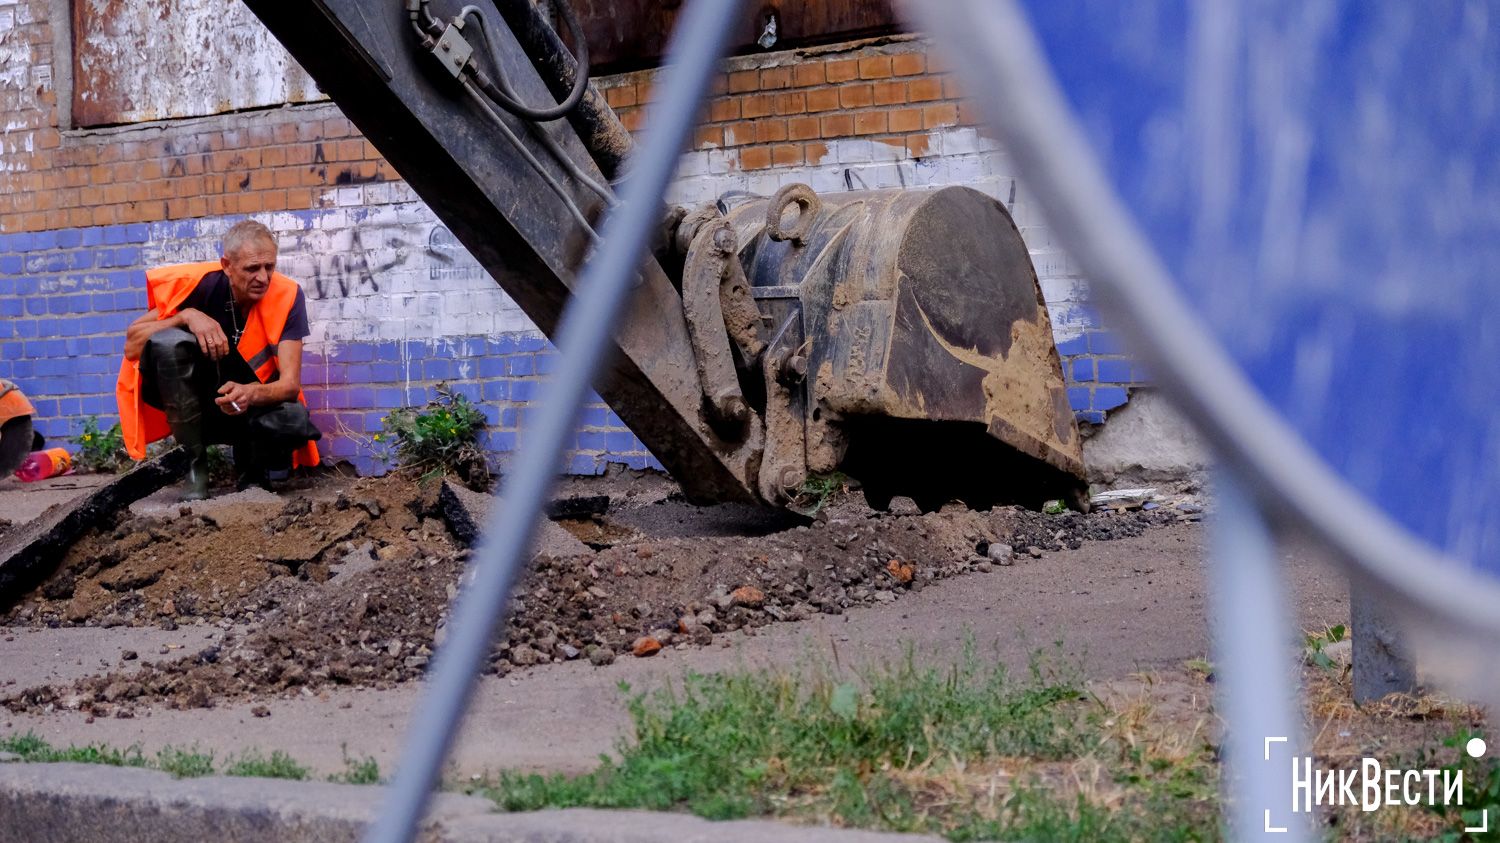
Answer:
[461,2,589,121]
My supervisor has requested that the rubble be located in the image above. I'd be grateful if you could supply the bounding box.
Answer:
[987,543,1014,566]
[1089,487,1158,511]
[1,473,1177,714]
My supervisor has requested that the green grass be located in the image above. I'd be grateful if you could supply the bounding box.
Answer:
[0,732,147,767]
[154,746,217,778]
[329,746,381,785]
[1402,727,1500,841]
[0,733,344,784]
[791,471,847,517]
[479,648,1219,841]
[223,749,310,781]
[0,652,1220,841]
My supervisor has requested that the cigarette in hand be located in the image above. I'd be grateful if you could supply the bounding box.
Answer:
[231,401,242,413]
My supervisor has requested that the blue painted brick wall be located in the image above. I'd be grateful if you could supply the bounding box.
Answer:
[0,221,661,475]
[0,223,149,446]
[302,332,663,476]
[1058,326,1142,424]
[1,220,1143,475]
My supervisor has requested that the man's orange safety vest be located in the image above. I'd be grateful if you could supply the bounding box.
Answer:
[115,262,320,467]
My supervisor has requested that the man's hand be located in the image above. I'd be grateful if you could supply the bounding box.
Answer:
[215,381,259,416]
[179,308,231,361]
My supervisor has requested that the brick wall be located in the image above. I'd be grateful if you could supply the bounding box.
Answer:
[0,2,1132,475]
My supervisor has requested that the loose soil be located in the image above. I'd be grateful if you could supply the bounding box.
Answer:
[1,472,1190,717]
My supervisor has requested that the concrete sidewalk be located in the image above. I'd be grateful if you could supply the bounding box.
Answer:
[0,762,944,843]
[0,474,113,525]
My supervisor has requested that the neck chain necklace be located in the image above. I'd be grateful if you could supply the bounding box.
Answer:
[227,295,245,347]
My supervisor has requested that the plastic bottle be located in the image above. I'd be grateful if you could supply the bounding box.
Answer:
[14,447,72,482]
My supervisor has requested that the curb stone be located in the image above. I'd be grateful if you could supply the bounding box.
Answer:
[0,763,944,842]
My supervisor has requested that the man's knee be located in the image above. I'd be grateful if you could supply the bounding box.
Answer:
[250,401,322,444]
[141,328,207,411]
[144,327,200,361]
[143,328,204,377]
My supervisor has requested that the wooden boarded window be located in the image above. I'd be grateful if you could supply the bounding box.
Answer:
[564,0,903,73]
[71,0,322,128]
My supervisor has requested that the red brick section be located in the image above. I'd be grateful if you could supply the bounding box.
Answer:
[0,19,963,235]
[0,0,397,234]
[600,38,977,172]
[0,108,394,234]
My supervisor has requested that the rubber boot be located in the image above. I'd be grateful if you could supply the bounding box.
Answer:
[235,438,293,490]
[234,438,267,491]
[259,432,294,488]
[245,403,320,490]
[167,406,210,502]
[181,443,211,501]
[148,333,210,501]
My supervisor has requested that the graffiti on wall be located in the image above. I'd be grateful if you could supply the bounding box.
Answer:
[426,226,488,282]
[276,221,494,298]
[272,207,534,341]
[135,205,532,345]
[298,228,403,299]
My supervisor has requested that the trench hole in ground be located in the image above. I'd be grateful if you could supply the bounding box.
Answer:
[554,516,638,551]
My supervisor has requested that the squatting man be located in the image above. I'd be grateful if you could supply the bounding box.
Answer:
[117,220,321,500]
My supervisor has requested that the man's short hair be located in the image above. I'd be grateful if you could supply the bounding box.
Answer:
[222,220,276,260]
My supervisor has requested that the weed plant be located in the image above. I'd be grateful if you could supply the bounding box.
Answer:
[70,416,129,473]
[792,471,846,517]
[1303,624,1347,671]
[0,734,318,783]
[330,746,381,784]
[224,749,310,780]
[376,383,490,489]
[0,732,146,767]
[155,746,217,778]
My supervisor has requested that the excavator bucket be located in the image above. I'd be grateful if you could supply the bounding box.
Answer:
[720,186,1085,511]
[245,0,1085,510]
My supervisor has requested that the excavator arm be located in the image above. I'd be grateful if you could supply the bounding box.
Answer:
[245,0,1087,510]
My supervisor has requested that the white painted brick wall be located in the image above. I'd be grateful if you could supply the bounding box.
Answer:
[135,120,1091,366]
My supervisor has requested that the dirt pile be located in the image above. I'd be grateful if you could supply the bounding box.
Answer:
[3,477,441,628]
[3,475,1182,715]
[1006,506,1178,552]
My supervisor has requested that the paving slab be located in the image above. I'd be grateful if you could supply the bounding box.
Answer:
[0,450,188,605]
[0,474,114,527]
[440,481,592,558]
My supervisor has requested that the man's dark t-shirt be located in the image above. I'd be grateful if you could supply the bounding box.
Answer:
[178,270,310,348]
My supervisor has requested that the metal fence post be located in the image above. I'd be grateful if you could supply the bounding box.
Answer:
[361,0,747,840]
[1211,470,1308,841]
